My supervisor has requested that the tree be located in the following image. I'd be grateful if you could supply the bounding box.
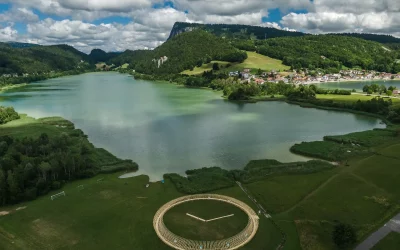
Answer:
[212,63,220,71]
[7,170,20,203]
[0,169,6,205]
[257,68,263,75]
[196,60,203,67]
[387,90,393,96]
[332,223,357,248]
[379,84,387,95]
[362,85,370,93]
[39,162,51,182]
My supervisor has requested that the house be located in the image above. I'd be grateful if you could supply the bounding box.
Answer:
[243,69,251,73]
[393,90,400,95]
[242,73,250,80]
[254,78,265,85]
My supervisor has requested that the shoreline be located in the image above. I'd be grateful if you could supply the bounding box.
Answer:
[0,83,28,93]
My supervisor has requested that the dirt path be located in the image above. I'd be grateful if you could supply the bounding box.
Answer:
[277,173,340,215]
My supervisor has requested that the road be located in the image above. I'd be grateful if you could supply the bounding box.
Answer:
[355,213,400,250]
[236,181,271,219]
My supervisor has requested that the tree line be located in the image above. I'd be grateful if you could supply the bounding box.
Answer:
[0,117,138,206]
[0,106,19,124]
[256,35,400,72]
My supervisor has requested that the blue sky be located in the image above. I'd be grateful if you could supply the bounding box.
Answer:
[0,0,399,52]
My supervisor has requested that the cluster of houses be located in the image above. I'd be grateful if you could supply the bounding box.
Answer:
[1,73,32,78]
[228,69,400,87]
[229,69,289,85]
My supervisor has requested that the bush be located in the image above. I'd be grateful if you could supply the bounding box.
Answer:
[52,181,61,190]
[332,223,357,248]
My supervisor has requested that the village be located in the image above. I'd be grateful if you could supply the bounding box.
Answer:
[231,69,400,87]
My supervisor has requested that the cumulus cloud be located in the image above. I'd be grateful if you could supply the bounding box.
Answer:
[0,26,18,41]
[173,0,313,16]
[24,7,194,53]
[281,11,400,37]
[0,7,39,23]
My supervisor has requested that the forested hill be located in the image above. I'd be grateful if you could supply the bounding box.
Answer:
[0,43,92,74]
[169,22,400,49]
[168,22,304,40]
[256,35,400,73]
[333,33,400,49]
[132,30,247,75]
[88,49,121,63]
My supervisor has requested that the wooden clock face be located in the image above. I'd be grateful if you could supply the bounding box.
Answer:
[163,200,248,241]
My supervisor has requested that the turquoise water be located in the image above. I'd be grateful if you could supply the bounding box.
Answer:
[0,73,385,180]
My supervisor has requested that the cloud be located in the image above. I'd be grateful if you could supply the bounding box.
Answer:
[173,0,313,16]
[281,12,400,36]
[59,0,157,12]
[0,7,39,23]
[0,26,18,41]
[24,8,193,53]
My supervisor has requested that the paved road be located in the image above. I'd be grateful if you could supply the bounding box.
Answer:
[355,213,400,250]
[236,181,271,219]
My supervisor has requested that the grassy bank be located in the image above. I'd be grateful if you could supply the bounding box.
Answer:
[0,84,28,93]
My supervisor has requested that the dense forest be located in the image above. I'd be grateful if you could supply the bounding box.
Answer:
[256,35,400,72]
[168,22,305,40]
[130,30,247,75]
[0,116,138,206]
[88,49,121,64]
[0,43,93,74]
[108,49,153,68]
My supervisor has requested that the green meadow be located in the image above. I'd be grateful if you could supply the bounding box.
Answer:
[181,51,289,75]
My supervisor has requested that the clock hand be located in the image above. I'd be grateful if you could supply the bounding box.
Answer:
[206,214,234,222]
[186,213,206,222]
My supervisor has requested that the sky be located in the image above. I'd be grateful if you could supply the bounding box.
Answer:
[0,0,399,53]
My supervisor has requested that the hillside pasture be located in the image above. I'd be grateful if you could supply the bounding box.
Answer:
[181,52,289,75]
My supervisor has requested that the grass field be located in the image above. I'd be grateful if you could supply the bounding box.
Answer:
[181,61,231,75]
[245,170,338,214]
[373,232,400,250]
[317,93,400,104]
[181,52,289,75]
[0,174,282,250]
[163,200,248,240]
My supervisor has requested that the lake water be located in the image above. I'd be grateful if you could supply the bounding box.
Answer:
[316,80,400,91]
[0,73,385,180]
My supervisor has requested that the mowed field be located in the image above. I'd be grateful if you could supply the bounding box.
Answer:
[0,173,282,250]
[181,51,289,75]
[243,140,400,250]
[163,200,248,241]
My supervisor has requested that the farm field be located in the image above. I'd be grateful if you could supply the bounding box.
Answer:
[181,51,289,75]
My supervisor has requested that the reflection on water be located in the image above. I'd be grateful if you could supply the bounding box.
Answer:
[0,72,385,181]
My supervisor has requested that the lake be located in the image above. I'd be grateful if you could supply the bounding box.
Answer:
[316,80,400,91]
[0,73,385,180]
